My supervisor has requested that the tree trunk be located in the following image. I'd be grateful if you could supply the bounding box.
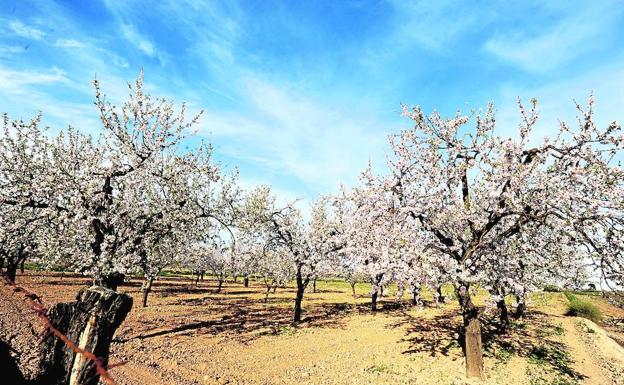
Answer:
[437,286,445,303]
[379,286,384,298]
[351,282,356,298]
[456,284,485,380]
[200,271,205,281]
[0,255,4,272]
[94,272,125,291]
[217,278,224,293]
[514,293,526,318]
[273,286,277,293]
[497,297,510,331]
[313,278,317,293]
[141,277,154,308]
[4,248,26,282]
[293,268,307,323]
[38,286,132,385]
[265,286,271,303]
[412,286,421,306]
[233,275,238,283]
[371,291,378,311]
[194,272,200,286]
[244,276,249,287]
[19,259,25,273]
[5,260,18,282]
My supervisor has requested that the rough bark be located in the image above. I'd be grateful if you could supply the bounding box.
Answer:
[244,276,249,288]
[514,293,527,318]
[436,286,445,303]
[38,286,132,385]
[497,297,510,331]
[4,247,26,282]
[20,259,25,273]
[412,286,421,306]
[264,286,271,303]
[216,278,224,293]
[371,291,378,311]
[293,267,307,323]
[350,282,356,298]
[312,278,317,293]
[5,260,18,282]
[141,277,154,308]
[94,272,125,291]
[456,285,485,380]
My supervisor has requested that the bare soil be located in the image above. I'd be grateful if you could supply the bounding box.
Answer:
[2,272,624,385]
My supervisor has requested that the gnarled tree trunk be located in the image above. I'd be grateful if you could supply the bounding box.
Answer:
[5,259,18,282]
[94,272,125,291]
[141,277,154,308]
[4,246,27,282]
[38,286,132,385]
[264,285,271,303]
[497,296,510,330]
[371,291,378,311]
[293,266,308,323]
[244,276,249,287]
[436,285,445,303]
[350,281,356,298]
[412,285,421,306]
[514,291,527,318]
[456,284,484,380]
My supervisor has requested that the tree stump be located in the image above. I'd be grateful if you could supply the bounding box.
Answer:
[38,286,132,385]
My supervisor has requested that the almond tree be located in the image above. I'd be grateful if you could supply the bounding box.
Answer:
[242,187,339,322]
[40,72,202,289]
[0,114,58,282]
[337,169,403,311]
[358,98,622,379]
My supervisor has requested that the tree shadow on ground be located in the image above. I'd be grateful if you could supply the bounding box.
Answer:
[0,340,27,385]
[389,307,586,381]
[388,309,461,357]
[482,312,586,381]
[118,288,421,344]
[117,300,356,344]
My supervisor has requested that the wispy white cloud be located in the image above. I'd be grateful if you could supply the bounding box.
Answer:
[484,2,621,72]
[120,23,156,57]
[119,22,169,66]
[200,76,388,195]
[8,19,46,40]
[0,66,69,90]
[0,45,25,57]
[54,38,84,49]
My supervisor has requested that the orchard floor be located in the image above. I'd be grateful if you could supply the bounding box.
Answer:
[5,272,624,385]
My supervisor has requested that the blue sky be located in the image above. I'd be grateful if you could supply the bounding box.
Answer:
[1,0,624,204]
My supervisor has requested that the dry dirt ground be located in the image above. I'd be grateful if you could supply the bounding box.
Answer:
[3,272,624,385]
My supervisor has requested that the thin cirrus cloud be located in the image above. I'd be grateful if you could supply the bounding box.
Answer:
[483,1,623,72]
[8,19,45,40]
[0,0,623,204]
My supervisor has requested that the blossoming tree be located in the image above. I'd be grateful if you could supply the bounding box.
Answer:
[356,98,623,378]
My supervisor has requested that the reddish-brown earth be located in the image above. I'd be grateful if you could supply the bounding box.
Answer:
[2,272,624,385]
